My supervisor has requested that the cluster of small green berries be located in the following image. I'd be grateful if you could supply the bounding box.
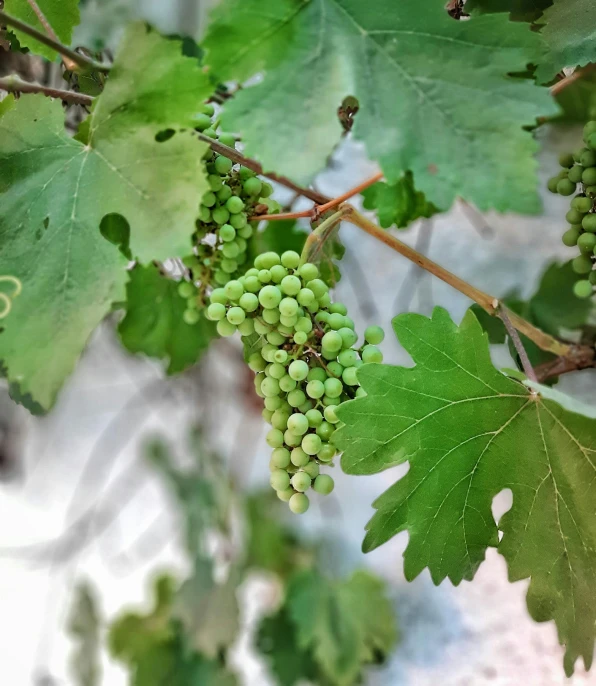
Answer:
[178,103,280,324]
[206,250,385,514]
[548,120,596,299]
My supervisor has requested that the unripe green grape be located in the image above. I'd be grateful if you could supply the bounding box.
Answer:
[198,205,212,222]
[265,395,283,411]
[266,428,285,449]
[183,309,200,325]
[216,318,236,336]
[262,408,274,422]
[214,155,233,175]
[297,288,315,307]
[314,474,334,495]
[271,447,291,469]
[299,263,319,281]
[271,410,290,431]
[315,311,330,325]
[259,285,282,308]
[584,121,596,139]
[218,132,236,148]
[299,399,314,414]
[317,443,336,462]
[583,167,596,185]
[572,254,593,274]
[202,191,217,207]
[324,377,343,398]
[217,185,233,202]
[194,112,212,130]
[326,361,344,377]
[244,276,260,293]
[574,280,593,299]
[582,214,596,232]
[306,408,323,427]
[294,331,308,345]
[307,367,327,383]
[279,375,297,392]
[238,318,255,336]
[328,313,345,330]
[338,349,360,367]
[589,133,596,150]
[248,352,267,372]
[280,250,300,269]
[270,265,288,283]
[558,179,576,196]
[178,281,195,298]
[270,469,290,490]
[306,279,328,298]
[280,275,301,296]
[284,430,302,448]
[547,177,560,193]
[261,377,281,397]
[316,421,334,441]
[261,182,274,198]
[289,360,309,381]
[288,389,307,407]
[302,433,322,455]
[587,186,596,197]
[289,493,309,514]
[261,343,277,362]
[203,127,217,139]
[355,387,367,398]
[219,224,236,242]
[226,306,245,325]
[255,319,270,335]
[277,488,295,503]
[362,345,383,363]
[280,313,298,328]
[267,362,286,380]
[322,331,342,352]
[578,233,596,254]
[342,366,359,386]
[226,195,245,214]
[581,151,596,168]
[590,271,596,285]
[239,292,259,312]
[559,152,575,168]
[239,225,254,240]
[208,174,224,192]
[267,331,286,346]
[291,471,311,492]
[295,317,313,333]
[568,165,584,183]
[207,302,226,320]
[291,446,310,467]
[239,166,254,181]
[323,405,339,424]
[274,349,288,364]
[243,177,262,196]
[262,307,280,325]
[306,380,325,399]
[212,206,230,225]
[258,252,281,269]
[364,325,385,345]
[221,241,240,258]
[566,209,585,225]
[230,213,248,230]
[214,270,229,285]
[318,292,331,307]
[224,279,244,300]
[279,297,299,317]
[302,461,320,479]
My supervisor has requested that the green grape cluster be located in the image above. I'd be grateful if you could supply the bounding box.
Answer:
[178,103,280,324]
[548,120,596,299]
[206,250,385,514]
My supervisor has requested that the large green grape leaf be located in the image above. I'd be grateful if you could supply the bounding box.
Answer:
[362,173,439,229]
[203,0,558,213]
[335,307,596,675]
[0,25,212,411]
[536,0,596,83]
[118,265,216,374]
[4,0,80,60]
[287,569,397,686]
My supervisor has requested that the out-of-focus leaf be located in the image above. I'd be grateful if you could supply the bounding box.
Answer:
[67,583,102,686]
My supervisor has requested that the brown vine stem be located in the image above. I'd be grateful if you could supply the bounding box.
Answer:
[344,206,574,358]
[499,309,538,383]
[0,10,111,72]
[196,132,329,205]
[550,66,595,97]
[0,74,93,105]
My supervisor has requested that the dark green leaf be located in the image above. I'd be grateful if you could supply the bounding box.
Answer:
[362,173,439,229]
[466,0,552,21]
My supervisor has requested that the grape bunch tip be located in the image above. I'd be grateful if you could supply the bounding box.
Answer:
[207,250,385,514]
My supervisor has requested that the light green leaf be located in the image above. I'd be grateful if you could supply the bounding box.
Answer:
[0,25,212,411]
[287,569,397,686]
[203,0,558,212]
[4,0,80,60]
[335,307,596,675]
[173,557,240,659]
[67,583,102,686]
[362,173,439,229]
[118,265,216,374]
[536,0,596,83]
[466,0,552,21]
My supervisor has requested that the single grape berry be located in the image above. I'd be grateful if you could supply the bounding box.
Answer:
[364,325,385,345]
[574,280,593,299]
[557,179,576,196]
[313,474,335,495]
[289,493,309,514]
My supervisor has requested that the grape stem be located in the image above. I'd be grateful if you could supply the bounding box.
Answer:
[0,10,111,72]
[0,74,93,106]
[498,309,538,383]
[343,205,578,359]
[550,66,596,97]
[24,0,77,71]
[299,209,349,267]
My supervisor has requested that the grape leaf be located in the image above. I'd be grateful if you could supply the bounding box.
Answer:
[0,26,212,411]
[335,307,596,675]
[173,557,240,659]
[203,0,558,213]
[362,173,439,229]
[552,71,596,124]
[287,569,397,686]
[536,0,596,83]
[67,583,102,686]
[4,0,80,60]
[257,608,318,686]
[466,0,552,21]
[118,265,216,374]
